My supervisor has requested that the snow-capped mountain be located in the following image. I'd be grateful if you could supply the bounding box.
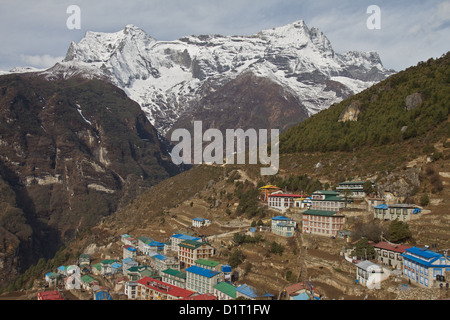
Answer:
[41,20,394,135]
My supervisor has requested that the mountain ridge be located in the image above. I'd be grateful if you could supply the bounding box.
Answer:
[38,20,394,136]
[0,73,181,288]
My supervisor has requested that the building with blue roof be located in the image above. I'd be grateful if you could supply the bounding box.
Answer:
[192,217,212,228]
[123,244,137,259]
[292,292,311,300]
[136,236,164,255]
[272,215,292,221]
[374,203,421,222]
[402,247,450,288]
[45,272,60,287]
[271,216,296,237]
[235,284,274,300]
[122,258,138,273]
[172,234,201,240]
[168,233,201,253]
[150,253,180,273]
[185,265,221,294]
[94,290,112,300]
[57,266,67,275]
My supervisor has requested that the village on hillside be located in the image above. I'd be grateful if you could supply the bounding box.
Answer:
[34,180,450,301]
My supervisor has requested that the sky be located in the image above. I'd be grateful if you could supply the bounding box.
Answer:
[0,0,449,72]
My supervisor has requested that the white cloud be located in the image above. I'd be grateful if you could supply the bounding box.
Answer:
[20,54,64,69]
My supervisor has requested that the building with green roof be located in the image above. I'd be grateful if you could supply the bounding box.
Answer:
[194,259,220,270]
[80,275,97,290]
[178,240,215,268]
[92,263,102,275]
[336,181,373,198]
[78,254,91,267]
[126,265,157,281]
[161,268,187,288]
[178,239,205,249]
[302,209,345,237]
[310,190,346,211]
[213,282,237,300]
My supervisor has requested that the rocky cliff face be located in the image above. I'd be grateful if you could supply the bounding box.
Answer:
[40,21,394,136]
[0,73,180,287]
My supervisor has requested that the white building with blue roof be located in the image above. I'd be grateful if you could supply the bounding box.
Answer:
[192,217,212,228]
[185,265,221,294]
[271,216,297,237]
[402,247,450,288]
[122,258,139,273]
[123,245,137,259]
[150,253,180,272]
[167,233,201,253]
[374,204,421,221]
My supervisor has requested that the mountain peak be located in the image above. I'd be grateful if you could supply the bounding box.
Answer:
[123,24,150,36]
[63,24,156,64]
[257,20,334,54]
[259,19,310,39]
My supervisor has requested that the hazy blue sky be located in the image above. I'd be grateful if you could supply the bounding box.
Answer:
[1,0,449,71]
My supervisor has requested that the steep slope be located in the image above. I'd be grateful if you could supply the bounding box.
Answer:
[166,71,311,138]
[41,21,394,136]
[0,73,180,288]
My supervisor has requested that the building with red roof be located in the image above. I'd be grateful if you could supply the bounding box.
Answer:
[373,242,411,270]
[37,291,64,300]
[283,282,321,300]
[268,193,307,213]
[181,293,217,300]
[136,277,195,300]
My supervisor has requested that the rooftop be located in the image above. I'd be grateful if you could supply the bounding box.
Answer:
[172,234,201,241]
[338,181,365,185]
[374,242,410,253]
[404,247,443,260]
[312,190,340,195]
[186,265,220,278]
[356,260,382,271]
[181,293,218,300]
[236,284,274,298]
[161,268,186,279]
[375,204,419,209]
[268,194,307,198]
[137,277,194,298]
[259,185,280,190]
[285,282,307,296]
[179,239,209,249]
[152,254,168,261]
[195,259,220,268]
[303,209,344,217]
[214,282,237,298]
[272,216,293,221]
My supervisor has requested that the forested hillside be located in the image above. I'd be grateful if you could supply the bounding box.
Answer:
[280,52,450,153]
